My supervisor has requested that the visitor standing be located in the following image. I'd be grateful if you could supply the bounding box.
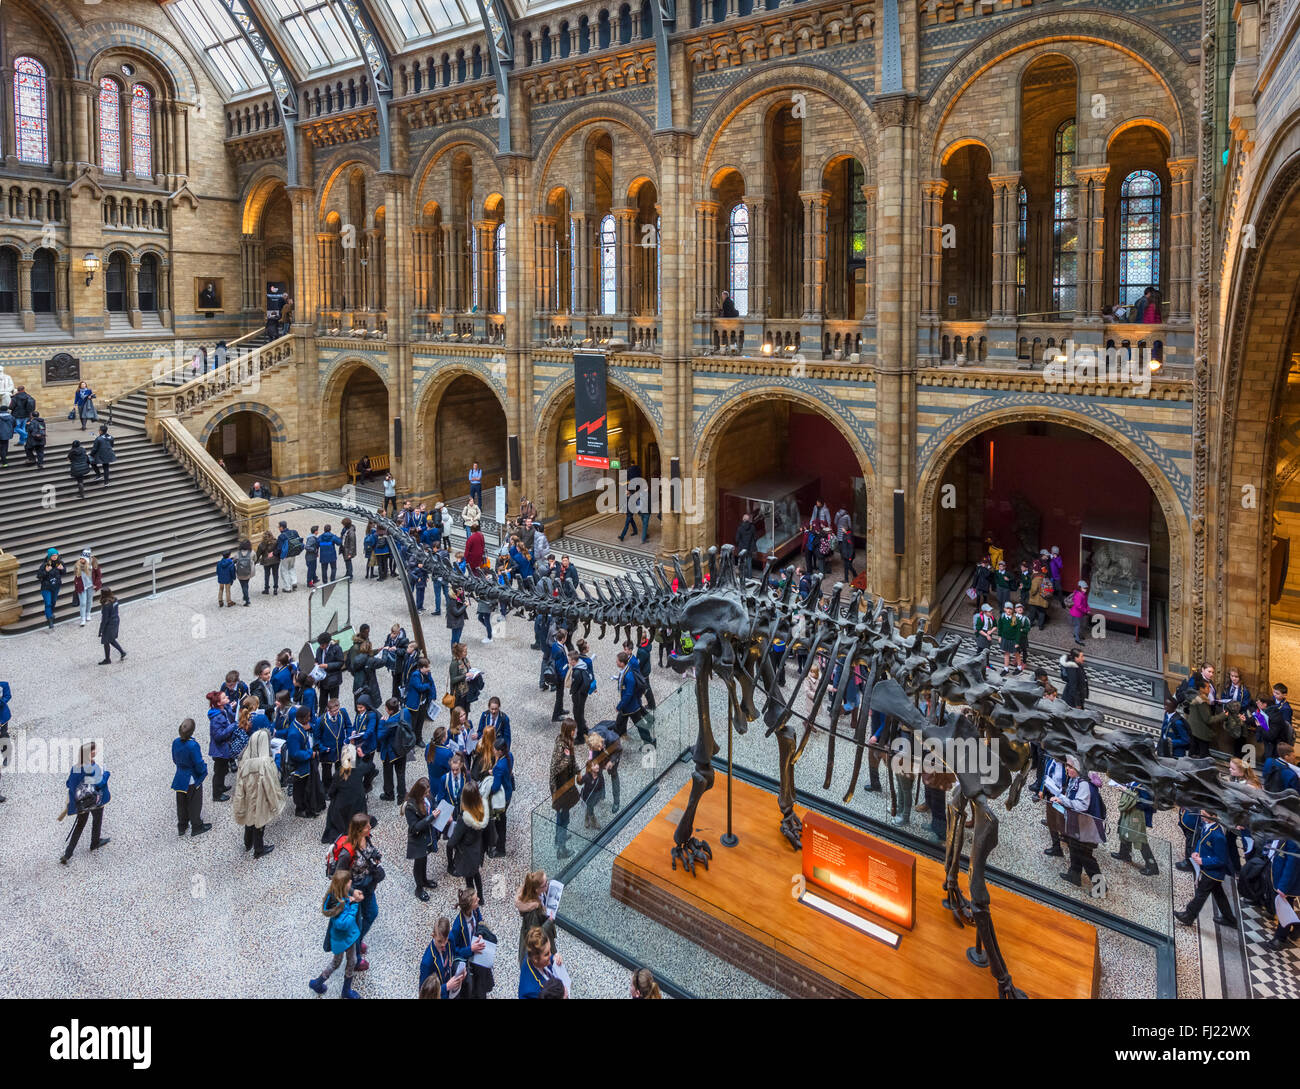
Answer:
[257,530,279,594]
[234,538,254,605]
[72,550,101,626]
[96,587,125,664]
[469,461,483,506]
[73,381,97,431]
[89,425,115,486]
[171,718,211,837]
[60,742,110,864]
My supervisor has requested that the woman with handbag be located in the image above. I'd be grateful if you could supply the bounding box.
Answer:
[232,728,285,859]
[71,550,102,626]
[447,780,489,901]
[60,742,110,864]
[73,381,97,431]
[335,813,382,963]
[550,718,580,860]
[404,777,439,901]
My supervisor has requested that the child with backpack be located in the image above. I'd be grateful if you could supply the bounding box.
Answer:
[309,871,364,998]
[215,550,236,608]
[304,525,320,587]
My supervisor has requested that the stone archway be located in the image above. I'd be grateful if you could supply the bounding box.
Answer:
[1214,138,1300,681]
[692,384,876,576]
[319,359,391,485]
[413,368,509,502]
[917,405,1190,671]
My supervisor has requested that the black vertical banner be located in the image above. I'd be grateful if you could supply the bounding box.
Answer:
[574,350,609,468]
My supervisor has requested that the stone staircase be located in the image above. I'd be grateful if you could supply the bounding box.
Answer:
[0,403,240,635]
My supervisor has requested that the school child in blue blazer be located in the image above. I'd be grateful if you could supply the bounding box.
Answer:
[477,698,511,750]
[405,659,436,746]
[1175,811,1237,929]
[378,697,410,801]
[286,706,321,818]
[61,742,110,864]
[0,679,11,802]
[172,718,211,837]
[315,698,351,791]
[487,736,514,858]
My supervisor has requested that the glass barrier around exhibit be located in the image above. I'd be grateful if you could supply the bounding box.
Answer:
[532,679,1174,998]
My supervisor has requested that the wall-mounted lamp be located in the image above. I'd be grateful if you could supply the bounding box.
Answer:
[83,252,100,287]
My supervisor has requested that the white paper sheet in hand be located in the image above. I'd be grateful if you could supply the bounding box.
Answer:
[544,879,564,916]
[471,939,496,969]
[551,959,571,996]
[431,800,454,833]
[1277,893,1300,929]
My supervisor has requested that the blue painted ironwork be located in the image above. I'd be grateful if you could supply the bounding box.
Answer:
[647,0,676,130]
[220,0,301,184]
[476,0,515,153]
[335,0,394,170]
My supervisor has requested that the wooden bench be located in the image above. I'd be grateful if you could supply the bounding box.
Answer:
[348,453,390,485]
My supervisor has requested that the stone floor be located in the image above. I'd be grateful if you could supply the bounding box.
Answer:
[0,504,1251,999]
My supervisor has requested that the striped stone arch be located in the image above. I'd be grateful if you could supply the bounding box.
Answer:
[0,235,34,260]
[919,13,1195,172]
[410,127,504,216]
[694,63,879,192]
[914,401,1192,672]
[531,100,662,209]
[318,352,391,399]
[199,402,288,446]
[316,149,384,224]
[81,21,200,100]
[413,359,507,419]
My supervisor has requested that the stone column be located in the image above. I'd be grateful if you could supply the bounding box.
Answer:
[534,215,556,316]
[18,257,33,332]
[988,174,1020,320]
[1075,165,1109,320]
[861,184,877,323]
[55,255,69,328]
[240,234,263,313]
[1167,157,1195,324]
[365,227,384,313]
[473,220,494,314]
[441,223,457,314]
[614,206,637,318]
[569,213,589,315]
[127,260,141,328]
[920,178,946,322]
[285,186,318,327]
[70,80,93,169]
[744,196,768,319]
[158,259,172,327]
[800,189,829,318]
[694,200,719,316]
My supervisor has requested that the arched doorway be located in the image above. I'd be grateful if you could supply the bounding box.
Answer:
[700,395,869,570]
[105,252,128,312]
[0,246,18,314]
[428,374,507,501]
[930,420,1170,665]
[339,367,389,474]
[542,385,661,549]
[206,410,273,484]
[138,253,158,313]
[31,248,54,313]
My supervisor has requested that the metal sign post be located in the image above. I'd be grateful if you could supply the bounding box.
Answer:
[141,551,164,599]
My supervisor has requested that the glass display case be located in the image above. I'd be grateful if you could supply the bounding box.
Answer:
[1080,521,1150,629]
[720,474,821,559]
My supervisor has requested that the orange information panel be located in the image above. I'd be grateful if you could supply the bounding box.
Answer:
[801,812,916,930]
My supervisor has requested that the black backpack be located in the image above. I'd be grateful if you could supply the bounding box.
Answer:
[285,530,304,557]
[394,712,417,759]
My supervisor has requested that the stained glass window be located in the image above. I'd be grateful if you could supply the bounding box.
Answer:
[729,203,749,316]
[1016,184,1028,317]
[850,159,866,260]
[1051,120,1078,319]
[99,78,121,174]
[495,221,507,314]
[1119,169,1161,306]
[599,214,616,315]
[14,57,48,166]
[131,84,152,178]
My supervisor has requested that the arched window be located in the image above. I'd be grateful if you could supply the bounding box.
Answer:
[728,203,749,316]
[1016,184,1028,316]
[31,249,55,313]
[138,254,158,312]
[1118,169,1161,307]
[470,228,479,310]
[131,84,153,178]
[14,57,49,165]
[495,221,507,314]
[106,252,128,312]
[599,213,616,315]
[1051,119,1078,319]
[0,248,17,313]
[655,214,662,314]
[99,78,121,174]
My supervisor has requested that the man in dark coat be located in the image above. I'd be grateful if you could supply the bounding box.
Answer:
[89,425,115,486]
[735,513,758,577]
[315,631,345,706]
[1059,649,1089,709]
[66,440,92,499]
[10,386,34,421]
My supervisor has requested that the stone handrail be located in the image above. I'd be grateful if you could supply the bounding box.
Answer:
[159,417,269,543]
[151,333,295,420]
[0,547,20,627]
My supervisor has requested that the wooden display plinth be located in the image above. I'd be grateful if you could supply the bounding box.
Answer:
[611,777,1099,998]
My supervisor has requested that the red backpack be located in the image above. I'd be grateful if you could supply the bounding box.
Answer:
[324,834,352,877]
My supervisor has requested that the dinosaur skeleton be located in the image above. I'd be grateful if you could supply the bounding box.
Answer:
[314,504,1300,998]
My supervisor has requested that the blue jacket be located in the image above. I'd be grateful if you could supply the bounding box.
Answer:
[477,710,511,750]
[617,664,641,714]
[450,908,482,961]
[427,742,453,782]
[215,557,236,585]
[314,709,351,761]
[420,938,455,996]
[1263,758,1300,794]
[277,529,294,559]
[1273,841,1300,897]
[378,710,409,763]
[298,686,318,721]
[1160,711,1190,757]
[353,709,380,757]
[317,532,341,563]
[271,664,294,695]
[324,895,361,954]
[1195,821,1230,881]
[509,546,533,579]
[171,737,208,790]
[207,705,240,759]
[405,670,435,712]
[435,770,465,810]
[549,640,569,681]
[518,956,554,999]
[490,751,514,807]
[0,680,10,726]
[65,764,111,817]
[285,722,315,776]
